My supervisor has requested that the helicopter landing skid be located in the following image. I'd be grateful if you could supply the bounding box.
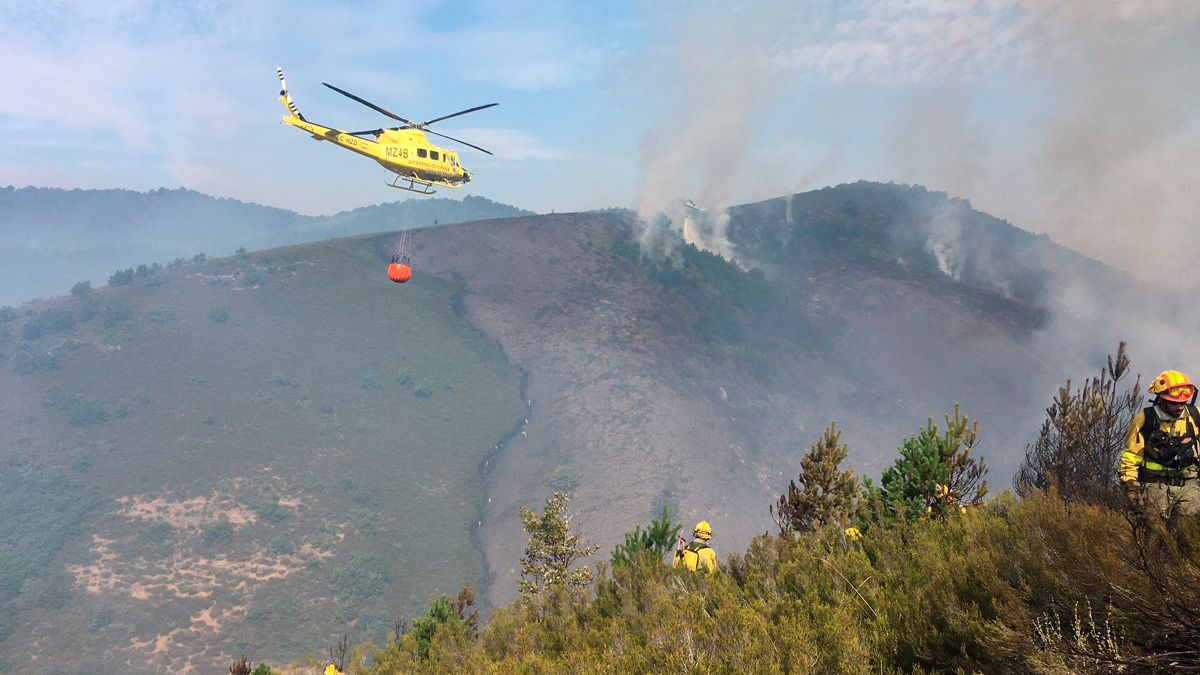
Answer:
[387,174,438,195]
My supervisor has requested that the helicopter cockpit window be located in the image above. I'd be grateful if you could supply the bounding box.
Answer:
[417,148,427,158]
[431,151,440,161]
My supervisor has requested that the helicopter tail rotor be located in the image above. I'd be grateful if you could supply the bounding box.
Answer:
[276,67,306,122]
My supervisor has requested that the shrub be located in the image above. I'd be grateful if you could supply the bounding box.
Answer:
[86,607,114,632]
[331,552,391,605]
[202,519,234,545]
[209,307,230,323]
[548,465,580,492]
[9,345,63,374]
[43,387,115,427]
[21,308,74,340]
[70,281,92,297]
[146,307,174,324]
[242,270,268,287]
[408,587,478,658]
[101,304,133,328]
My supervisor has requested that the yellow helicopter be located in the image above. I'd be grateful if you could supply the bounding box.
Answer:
[276,68,497,194]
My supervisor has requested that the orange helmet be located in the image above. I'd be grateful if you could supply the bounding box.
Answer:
[1149,370,1196,403]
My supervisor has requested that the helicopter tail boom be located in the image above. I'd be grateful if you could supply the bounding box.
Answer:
[275,67,380,159]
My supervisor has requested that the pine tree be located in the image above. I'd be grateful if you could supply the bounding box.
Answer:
[863,404,987,525]
[771,422,860,533]
[1014,342,1139,507]
[408,585,477,658]
[610,504,681,566]
[518,491,600,595]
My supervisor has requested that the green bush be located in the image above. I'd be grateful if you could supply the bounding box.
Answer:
[21,308,74,340]
[145,307,174,324]
[86,607,114,632]
[43,387,119,427]
[9,344,63,374]
[202,519,234,545]
[547,465,580,492]
[331,552,391,605]
[243,270,268,287]
[101,304,133,328]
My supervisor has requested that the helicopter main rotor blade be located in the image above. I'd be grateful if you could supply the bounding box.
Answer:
[347,129,385,137]
[424,128,494,155]
[422,102,499,127]
[321,82,416,126]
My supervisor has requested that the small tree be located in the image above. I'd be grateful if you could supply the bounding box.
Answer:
[229,655,251,675]
[518,490,599,595]
[772,422,859,533]
[1014,342,1140,507]
[863,404,987,525]
[108,268,135,286]
[610,504,680,566]
[69,281,91,297]
[408,585,478,658]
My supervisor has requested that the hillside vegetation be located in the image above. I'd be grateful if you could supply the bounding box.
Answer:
[274,352,1198,673]
[267,345,1195,672]
[0,182,1141,671]
[0,238,524,672]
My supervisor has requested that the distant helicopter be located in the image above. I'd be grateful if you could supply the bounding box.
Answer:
[683,199,704,212]
[276,68,497,194]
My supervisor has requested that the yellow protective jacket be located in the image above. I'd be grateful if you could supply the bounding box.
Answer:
[673,539,717,573]
[1120,405,1200,484]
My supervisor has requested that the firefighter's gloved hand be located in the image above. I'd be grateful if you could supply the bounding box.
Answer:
[1123,481,1143,509]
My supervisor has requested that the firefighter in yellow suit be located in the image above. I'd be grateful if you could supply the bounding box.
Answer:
[1120,370,1200,519]
[673,521,718,573]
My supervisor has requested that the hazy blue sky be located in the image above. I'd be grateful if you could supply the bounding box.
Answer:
[2,1,1197,277]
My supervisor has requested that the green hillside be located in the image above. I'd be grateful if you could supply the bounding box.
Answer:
[0,238,524,672]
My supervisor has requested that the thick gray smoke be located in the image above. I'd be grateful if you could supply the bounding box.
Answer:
[620,0,1200,496]
[628,1,806,259]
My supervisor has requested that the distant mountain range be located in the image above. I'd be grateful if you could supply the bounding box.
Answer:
[0,186,533,305]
